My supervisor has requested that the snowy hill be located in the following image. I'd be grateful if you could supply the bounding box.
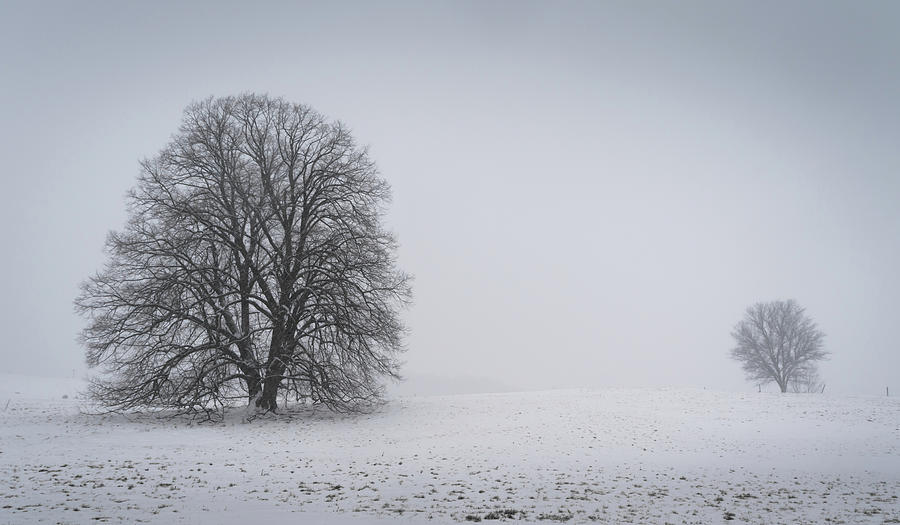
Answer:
[1,379,898,524]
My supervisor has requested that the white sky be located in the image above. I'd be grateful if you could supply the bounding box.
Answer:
[1,1,898,395]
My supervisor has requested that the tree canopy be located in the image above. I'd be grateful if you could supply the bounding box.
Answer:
[76,94,411,415]
[730,299,827,393]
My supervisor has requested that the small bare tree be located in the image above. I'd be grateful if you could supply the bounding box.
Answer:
[76,94,411,416]
[730,299,827,393]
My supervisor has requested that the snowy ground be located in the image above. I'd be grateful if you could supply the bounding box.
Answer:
[1,374,898,524]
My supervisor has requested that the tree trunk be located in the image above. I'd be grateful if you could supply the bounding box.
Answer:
[256,335,285,412]
[237,343,261,405]
[256,317,287,412]
[255,375,280,412]
[246,376,261,404]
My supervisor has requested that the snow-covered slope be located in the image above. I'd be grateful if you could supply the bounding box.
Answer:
[1,379,898,524]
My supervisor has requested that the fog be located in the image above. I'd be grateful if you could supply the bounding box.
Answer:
[1,1,897,395]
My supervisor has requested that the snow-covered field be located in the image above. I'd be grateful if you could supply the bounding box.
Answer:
[1,374,898,524]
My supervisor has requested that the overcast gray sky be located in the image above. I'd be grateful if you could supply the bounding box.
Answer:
[1,1,898,395]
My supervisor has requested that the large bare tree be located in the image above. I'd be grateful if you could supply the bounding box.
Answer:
[76,95,411,415]
[730,299,827,393]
